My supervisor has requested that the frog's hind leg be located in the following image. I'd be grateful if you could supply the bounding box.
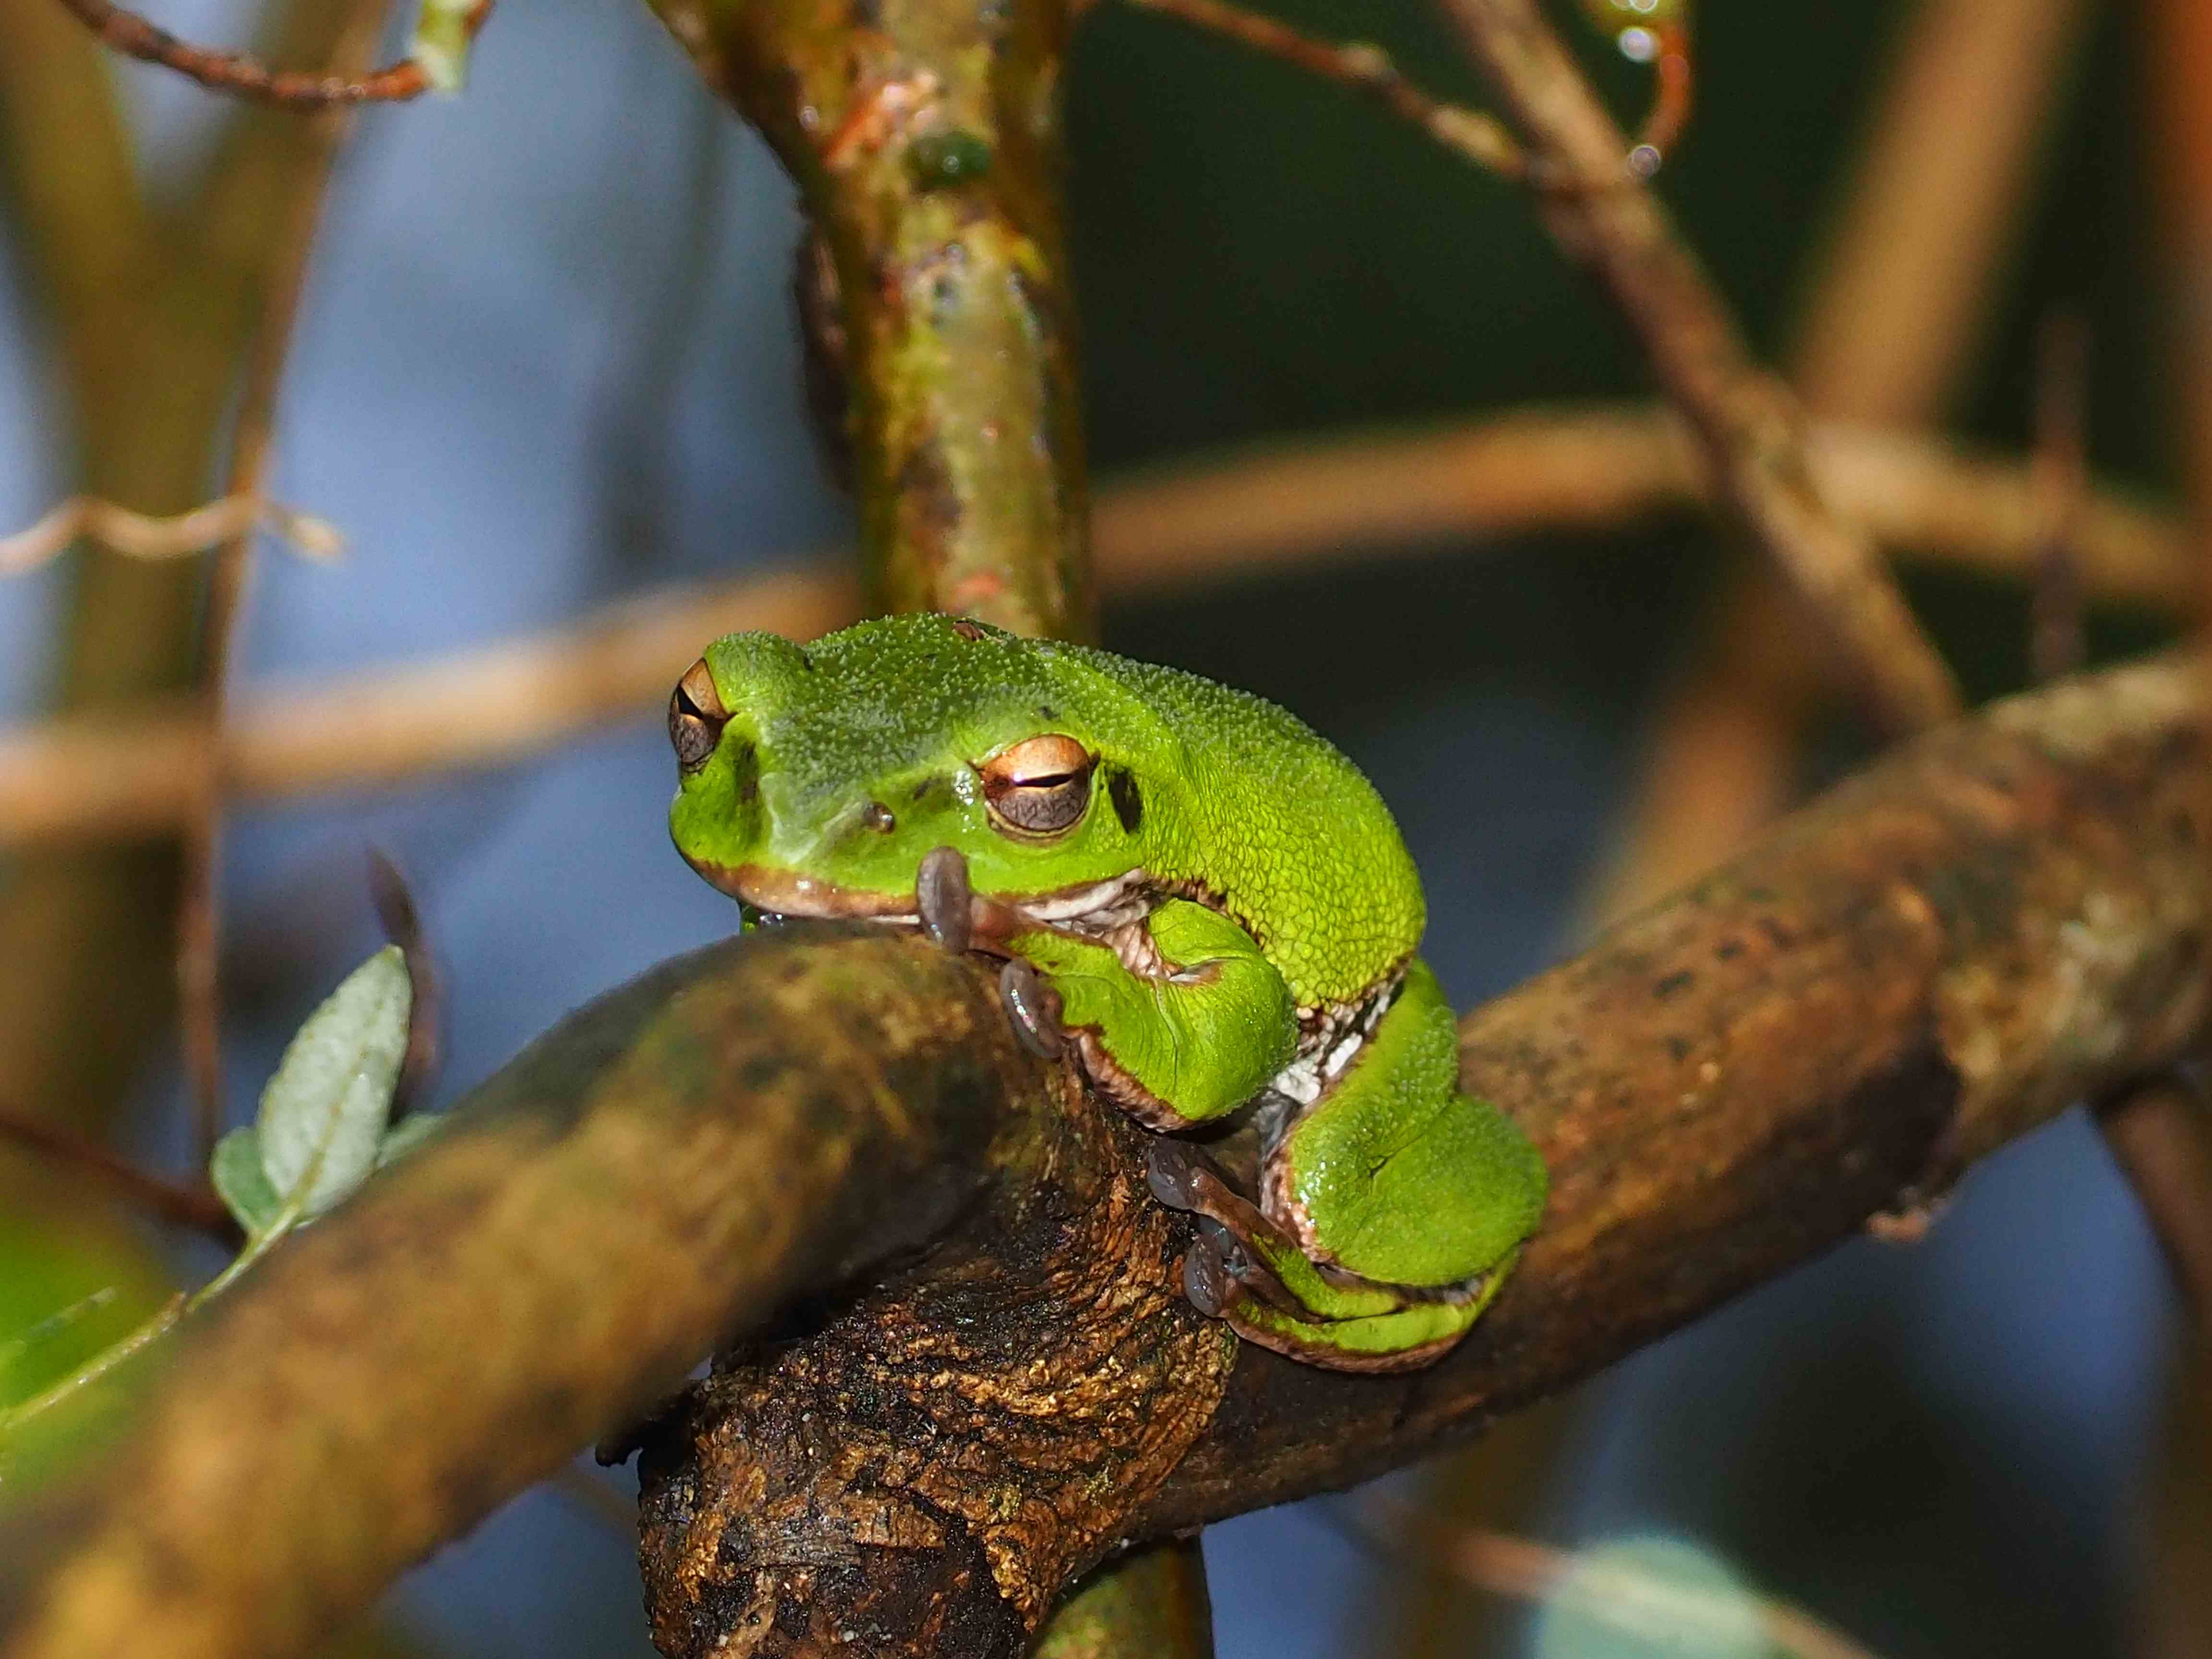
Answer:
[1266,958,1546,1293]
[1146,1139,1509,1372]
[1147,958,1546,1370]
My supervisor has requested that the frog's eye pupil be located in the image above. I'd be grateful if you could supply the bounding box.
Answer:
[981,733,1096,838]
[669,657,730,775]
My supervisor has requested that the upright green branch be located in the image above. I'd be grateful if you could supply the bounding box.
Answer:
[645,0,1092,639]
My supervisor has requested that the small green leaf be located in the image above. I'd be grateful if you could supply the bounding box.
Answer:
[411,0,477,95]
[257,946,412,1220]
[375,1112,446,1168]
[209,1128,285,1235]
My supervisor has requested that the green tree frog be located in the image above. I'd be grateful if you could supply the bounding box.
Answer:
[666,614,1547,1370]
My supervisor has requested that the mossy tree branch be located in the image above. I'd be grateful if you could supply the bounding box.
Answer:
[641,0,1091,639]
[2,652,2203,1659]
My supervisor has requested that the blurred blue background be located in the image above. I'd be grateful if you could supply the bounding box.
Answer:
[0,0,2183,1654]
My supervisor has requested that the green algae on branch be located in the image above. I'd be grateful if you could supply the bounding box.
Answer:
[643,0,1092,642]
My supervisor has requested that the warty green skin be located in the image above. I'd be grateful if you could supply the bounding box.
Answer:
[667,615,1546,1369]
[671,614,1424,1006]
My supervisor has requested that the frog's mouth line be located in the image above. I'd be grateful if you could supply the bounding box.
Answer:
[687,857,1153,943]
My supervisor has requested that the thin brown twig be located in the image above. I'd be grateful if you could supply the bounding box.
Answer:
[1434,0,1963,736]
[2097,1076,2212,1330]
[0,1106,234,1237]
[177,12,375,1172]
[1577,0,2093,924]
[2030,309,2091,683]
[0,493,340,573]
[1119,0,1522,175]
[366,849,441,1121]
[47,0,494,108]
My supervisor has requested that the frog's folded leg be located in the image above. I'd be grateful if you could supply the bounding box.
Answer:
[1010,899,1298,1128]
[1266,958,1547,1293]
[1148,959,1546,1370]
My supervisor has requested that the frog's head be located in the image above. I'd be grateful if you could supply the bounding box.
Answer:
[668,615,1171,928]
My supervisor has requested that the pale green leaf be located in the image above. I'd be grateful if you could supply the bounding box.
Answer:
[374,1112,446,1168]
[209,1128,284,1235]
[257,946,412,1220]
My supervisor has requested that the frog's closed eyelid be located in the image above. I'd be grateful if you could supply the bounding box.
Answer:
[980,733,1096,836]
[669,657,729,773]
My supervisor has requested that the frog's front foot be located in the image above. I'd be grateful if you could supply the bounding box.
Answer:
[915,844,973,955]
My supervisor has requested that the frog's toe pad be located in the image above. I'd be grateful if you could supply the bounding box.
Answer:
[915,844,973,955]
[998,956,1066,1059]
[1217,1295,1486,1373]
[1181,1231,1236,1317]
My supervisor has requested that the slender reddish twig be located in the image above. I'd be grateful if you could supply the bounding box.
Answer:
[367,850,443,1122]
[47,0,494,108]
[1121,0,1524,176]
[1628,18,1693,175]
[2030,310,2091,683]
[2098,1076,2212,1330]
[0,1106,234,1238]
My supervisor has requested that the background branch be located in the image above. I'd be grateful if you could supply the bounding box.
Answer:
[1437,0,1961,735]
[1582,0,2095,926]
[0,411,2186,850]
[4,650,2200,1658]
[0,0,375,1137]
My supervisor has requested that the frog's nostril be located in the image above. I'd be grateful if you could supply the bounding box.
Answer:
[670,657,730,773]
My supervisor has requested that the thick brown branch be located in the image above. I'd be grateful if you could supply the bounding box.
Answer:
[1148,653,2210,1528]
[0,933,1070,1659]
[0,411,2188,850]
[1436,0,1962,735]
[2,653,2200,1659]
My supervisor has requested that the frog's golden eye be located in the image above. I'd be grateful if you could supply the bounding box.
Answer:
[669,658,728,774]
[981,734,1095,837]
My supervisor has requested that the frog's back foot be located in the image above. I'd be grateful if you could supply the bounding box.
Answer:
[997,956,1066,1059]
[1213,1274,1503,1373]
[1265,960,1547,1293]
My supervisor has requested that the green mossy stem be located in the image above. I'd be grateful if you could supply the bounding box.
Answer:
[647,0,1091,641]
